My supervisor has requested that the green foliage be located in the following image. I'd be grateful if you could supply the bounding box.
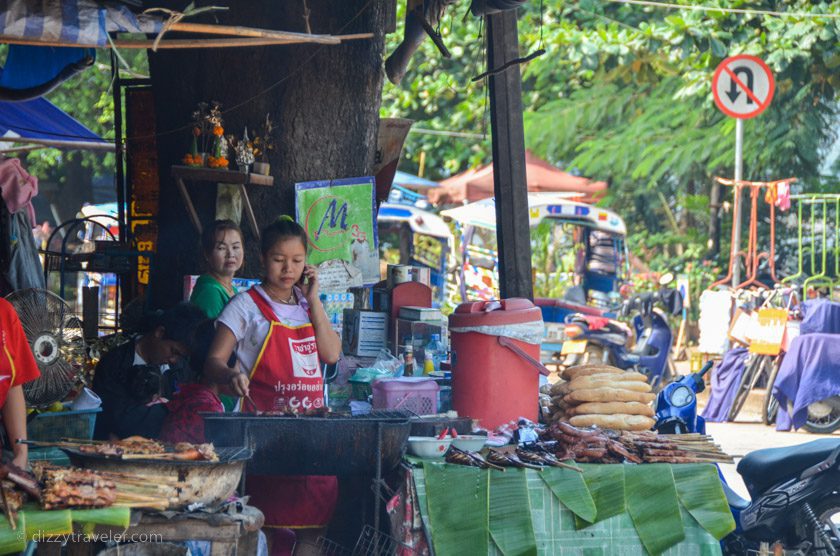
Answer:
[2,47,149,189]
[381,1,840,277]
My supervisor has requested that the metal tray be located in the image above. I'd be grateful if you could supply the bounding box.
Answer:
[62,447,253,510]
[60,446,253,466]
[202,412,411,476]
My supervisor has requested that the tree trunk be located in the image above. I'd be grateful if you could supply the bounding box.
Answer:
[147,0,387,308]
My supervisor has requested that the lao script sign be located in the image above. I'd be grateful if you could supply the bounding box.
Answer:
[295,177,380,286]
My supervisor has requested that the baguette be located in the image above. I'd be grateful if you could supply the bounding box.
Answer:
[569,414,655,431]
[567,401,654,417]
[562,364,623,381]
[565,388,656,404]
[568,376,652,393]
[581,372,648,383]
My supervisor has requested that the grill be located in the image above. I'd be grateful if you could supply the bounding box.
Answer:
[202,411,411,476]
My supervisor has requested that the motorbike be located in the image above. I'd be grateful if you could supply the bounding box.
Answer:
[653,361,840,554]
[654,361,713,434]
[562,274,683,390]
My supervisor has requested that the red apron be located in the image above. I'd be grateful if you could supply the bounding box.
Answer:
[244,289,338,529]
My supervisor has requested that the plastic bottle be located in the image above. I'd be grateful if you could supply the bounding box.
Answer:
[425,334,444,374]
[403,345,415,377]
[423,351,435,375]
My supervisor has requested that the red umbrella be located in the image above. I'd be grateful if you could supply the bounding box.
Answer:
[427,150,607,205]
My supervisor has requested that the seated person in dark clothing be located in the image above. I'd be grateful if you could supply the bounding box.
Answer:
[160,320,225,444]
[92,303,207,440]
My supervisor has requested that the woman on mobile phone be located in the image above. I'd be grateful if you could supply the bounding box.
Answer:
[204,216,340,556]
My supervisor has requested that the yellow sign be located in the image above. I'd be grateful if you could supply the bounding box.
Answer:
[561,340,588,355]
[748,308,787,355]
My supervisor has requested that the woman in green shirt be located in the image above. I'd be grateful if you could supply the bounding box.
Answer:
[190,220,244,412]
[190,220,244,318]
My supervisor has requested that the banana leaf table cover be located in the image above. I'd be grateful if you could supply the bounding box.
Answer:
[412,462,732,556]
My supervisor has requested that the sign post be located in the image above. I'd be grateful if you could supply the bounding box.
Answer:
[712,54,774,287]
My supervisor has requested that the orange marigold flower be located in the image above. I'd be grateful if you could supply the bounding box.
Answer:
[213,126,224,136]
[192,127,201,137]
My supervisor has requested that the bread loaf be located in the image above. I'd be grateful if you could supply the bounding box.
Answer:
[569,414,655,431]
[565,388,656,404]
[567,401,654,417]
[582,372,648,383]
[562,364,623,381]
[567,376,652,393]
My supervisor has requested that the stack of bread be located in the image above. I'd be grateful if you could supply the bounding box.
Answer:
[542,364,656,431]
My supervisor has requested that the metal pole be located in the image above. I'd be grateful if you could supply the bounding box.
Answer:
[732,119,744,287]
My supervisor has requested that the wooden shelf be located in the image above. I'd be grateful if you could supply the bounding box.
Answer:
[171,165,274,238]
[171,165,274,187]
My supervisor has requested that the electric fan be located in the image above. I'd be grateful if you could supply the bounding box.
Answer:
[5,289,86,406]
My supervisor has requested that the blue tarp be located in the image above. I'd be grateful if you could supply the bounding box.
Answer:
[0,94,110,150]
[394,170,439,189]
[0,1,162,46]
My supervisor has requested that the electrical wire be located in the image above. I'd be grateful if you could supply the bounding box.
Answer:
[608,0,840,19]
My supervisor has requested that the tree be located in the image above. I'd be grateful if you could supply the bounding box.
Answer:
[382,1,840,281]
[147,0,388,307]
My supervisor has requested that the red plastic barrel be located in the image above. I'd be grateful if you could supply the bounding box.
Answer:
[449,298,545,430]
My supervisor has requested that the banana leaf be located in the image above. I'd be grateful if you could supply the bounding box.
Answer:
[489,469,537,556]
[424,462,489,556]
[72,507,132,535]
[672,464,736,540]
[625,464,685,555]
[540,465,597,523]
[574,464,625,528]
[18,504,73,542]
[0,513,25,555]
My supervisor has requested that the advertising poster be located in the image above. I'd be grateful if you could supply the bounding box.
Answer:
[295,177,380,286]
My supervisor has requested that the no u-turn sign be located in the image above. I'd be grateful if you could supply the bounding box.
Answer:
[712,55,774,119]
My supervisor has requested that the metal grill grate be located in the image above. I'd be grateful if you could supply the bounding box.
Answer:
[353,525,416,555]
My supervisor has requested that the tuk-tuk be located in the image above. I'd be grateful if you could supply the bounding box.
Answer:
[377,203,453,307]
[441,193,630,355]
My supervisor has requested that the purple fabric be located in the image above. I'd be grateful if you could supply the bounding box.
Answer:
[800,300,840,335]
[702,347,749,422]
[774,333,840,430]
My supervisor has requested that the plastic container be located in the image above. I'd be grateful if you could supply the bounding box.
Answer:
[372,377,439,415]
[28,446,71,466]
[27,408,102,442]
[425,334,444,374]
[451,435,487,451]
[449,298,545,429]
[406,436,451,458]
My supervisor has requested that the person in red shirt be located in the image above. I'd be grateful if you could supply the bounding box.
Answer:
[0,298,41,467]
[160,321,224,444]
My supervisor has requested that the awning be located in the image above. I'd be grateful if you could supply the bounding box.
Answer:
[0,95,111,152]
[0,1,162,47]
[393,170,439,190]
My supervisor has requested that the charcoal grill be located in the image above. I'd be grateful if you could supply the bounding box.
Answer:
[201,410,412,476]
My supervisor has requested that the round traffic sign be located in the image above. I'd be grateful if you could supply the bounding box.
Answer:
[712,55,774,119]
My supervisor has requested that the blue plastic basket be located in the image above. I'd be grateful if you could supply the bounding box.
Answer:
[28,447,70,466]
[27,408,102,442]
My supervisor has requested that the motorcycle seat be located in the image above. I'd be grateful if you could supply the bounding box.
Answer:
[737,438,840,496]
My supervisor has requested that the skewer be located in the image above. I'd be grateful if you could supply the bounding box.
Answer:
[0,487,16,531]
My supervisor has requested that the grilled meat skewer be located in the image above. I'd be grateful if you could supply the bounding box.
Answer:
[487,449,544,471]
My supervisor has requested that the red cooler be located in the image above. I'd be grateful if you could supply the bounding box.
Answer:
[449,298,548,430]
